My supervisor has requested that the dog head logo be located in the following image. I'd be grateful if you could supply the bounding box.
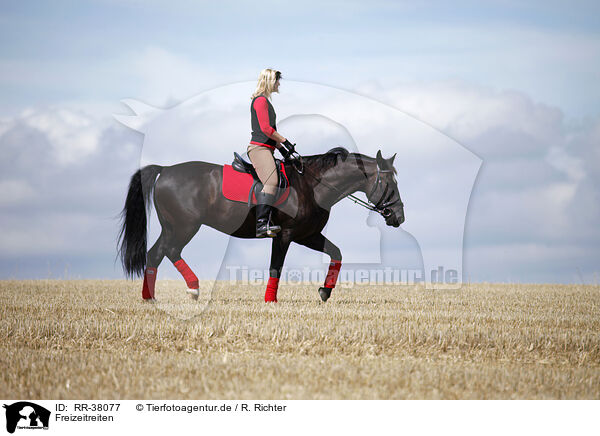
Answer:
[3,402,50,434]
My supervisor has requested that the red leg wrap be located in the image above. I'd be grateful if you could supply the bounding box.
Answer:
[142,267,157,300]
[265,277,279,303]
[324,260,342,289]
[174,259,199,289]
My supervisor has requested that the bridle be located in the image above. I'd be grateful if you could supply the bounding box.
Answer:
[348,166,403,218]
[296,155,403,218]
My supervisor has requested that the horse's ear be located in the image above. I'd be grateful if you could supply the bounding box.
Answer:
[376,150,385,168]
[389,153,397,164]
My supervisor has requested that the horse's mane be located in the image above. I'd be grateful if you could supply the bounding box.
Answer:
[302,147,351,171]
[298,147,397,176]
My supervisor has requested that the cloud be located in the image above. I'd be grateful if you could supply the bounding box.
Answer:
[0,179,36,207]
[0,107,141,269]
[18,107,107,165]
[368,80,600,280]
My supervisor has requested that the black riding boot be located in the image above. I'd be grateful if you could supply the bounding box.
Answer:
[256,192,281,238]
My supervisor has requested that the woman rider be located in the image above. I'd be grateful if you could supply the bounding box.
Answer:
[248,68,296,238]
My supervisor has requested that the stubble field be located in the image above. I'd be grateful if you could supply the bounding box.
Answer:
[1,280,599,399]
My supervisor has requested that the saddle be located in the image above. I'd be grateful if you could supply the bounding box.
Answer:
[222,152,290,206]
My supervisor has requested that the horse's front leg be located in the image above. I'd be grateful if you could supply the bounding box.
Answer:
[295,233,342,302]
[265,235,291,302]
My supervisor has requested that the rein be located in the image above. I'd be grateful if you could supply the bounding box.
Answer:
[291,154,402,217]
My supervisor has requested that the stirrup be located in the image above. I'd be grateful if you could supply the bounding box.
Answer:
[266,223,281,237]
[257,221,281,238]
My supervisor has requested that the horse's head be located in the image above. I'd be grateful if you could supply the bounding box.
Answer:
[367,150,405,227]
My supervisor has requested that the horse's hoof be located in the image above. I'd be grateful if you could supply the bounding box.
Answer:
[187,288,199,300]
[318,287,332,302]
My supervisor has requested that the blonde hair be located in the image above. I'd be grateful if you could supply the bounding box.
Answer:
[251,68,281,99]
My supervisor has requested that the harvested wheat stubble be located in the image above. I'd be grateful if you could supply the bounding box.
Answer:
[1,280,599,399]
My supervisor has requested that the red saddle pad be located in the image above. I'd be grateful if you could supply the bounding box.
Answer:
[222,163,290,206]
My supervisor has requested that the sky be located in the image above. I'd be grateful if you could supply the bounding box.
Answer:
[0,0,599,284]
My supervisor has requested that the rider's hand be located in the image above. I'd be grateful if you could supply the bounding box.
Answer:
[279,145,293,160]
[282,139,296,154]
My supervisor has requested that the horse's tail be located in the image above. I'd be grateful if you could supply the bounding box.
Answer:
[118,165,163,278]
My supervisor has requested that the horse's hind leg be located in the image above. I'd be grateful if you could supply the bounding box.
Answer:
[163,223,202,299]
[141,223,201,300]
[295,233,342,302]
[147,230,168,269]
[139,229,172,300]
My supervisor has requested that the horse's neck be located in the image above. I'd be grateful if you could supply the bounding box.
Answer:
[312,156,374,209]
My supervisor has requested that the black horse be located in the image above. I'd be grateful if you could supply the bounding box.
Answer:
[118,147,404,302]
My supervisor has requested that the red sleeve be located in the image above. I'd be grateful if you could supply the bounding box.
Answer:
[253,96,276,137]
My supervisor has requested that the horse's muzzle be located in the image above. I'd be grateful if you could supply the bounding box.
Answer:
[383,207,404,227]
